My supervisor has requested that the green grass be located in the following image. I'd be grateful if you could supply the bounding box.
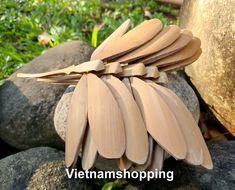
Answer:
[0,0,178,83]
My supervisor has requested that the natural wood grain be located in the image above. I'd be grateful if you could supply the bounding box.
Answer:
[154,84,213,169]
[151,37,201,67]
[82,128,98,170]
[133,136,153,171]
[140,29,193,64]
[117,63,147,77]
[99,19,163,61]
[91,19,132,60]
[116,25,181,63]
[98,62,122,75]
[87,73,125,158]
[130,77,187,159]
[159,48,202,72]
[147,81,203,165]
[103,75,148,164]
[65,75,88,167]
[148,143,164,171]
[17,60,105,78]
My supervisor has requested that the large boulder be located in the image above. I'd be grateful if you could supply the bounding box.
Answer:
[0,41,94,149]
[0,147,92,190]
[54,72,200,141]
[180,0,235,135]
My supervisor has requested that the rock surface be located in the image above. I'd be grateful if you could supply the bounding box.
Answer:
[134,141,235,189]
[180,0,235,136]
[54,72,200,141]
[0,142,233,190]
[0,41,94,149]
[0,147,92,190]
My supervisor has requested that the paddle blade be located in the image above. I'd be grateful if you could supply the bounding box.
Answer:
[91,19,132,60]
[148,143,164,171]
[87,73,126,158]
[82,128,98,170]
[99,19,163,61]
[159,85,213,169]
[147,81,203,165]
[141,29,193,64]
[130,77,187,160]
[65,75,88,167]
[103,75,148,164]
[116,25,181,63]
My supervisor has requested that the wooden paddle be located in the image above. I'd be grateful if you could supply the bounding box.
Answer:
[99,19,163,61]
[82,127,98,170]
[103,75,148,164]
[115,25,181,63]
[87,73,125,158]
[140,29,193,64]
[147,81,203,165]
[130,77,187,160]
[91,19,132,60]
[133,136,153,171]
[159,48,202,72]
[148,143,164,171]
[65,75,88,167]
[36,62,122,83]
[155,85,213,169]
[117,63,147,77]
[17,60,105,78]
[96,62,122,75]
[118,155,133,171]
[151,37,201,67]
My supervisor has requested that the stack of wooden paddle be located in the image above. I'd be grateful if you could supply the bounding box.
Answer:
[17,19,213,171]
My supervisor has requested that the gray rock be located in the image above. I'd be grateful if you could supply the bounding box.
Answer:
[54,72,200,141]
[0,147,92,190]
[0,41,94,149]
[180,0,235,136]
[137,141,235,190]
[163,72,200,122]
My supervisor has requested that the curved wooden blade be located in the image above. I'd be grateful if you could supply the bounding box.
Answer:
[133,136,153,171]
[130,77,187,159]
[103,75,148,164]
[99,19,163,61]
[159,48,202,72]
[17,60,105,78]
[117,63,147,77]
[151,37,201,67]
[100,62,123,74]
[116,25,181,63]
[82,127,98,170]
[38,62,122,84]
[91,19,132,60]
[65,75,88,167]
[148,143,164,171]
[118,155,133,171]
[147,81,203,165]
[87,73,125,158]
[140,29,193,64]
[153,84,213,169]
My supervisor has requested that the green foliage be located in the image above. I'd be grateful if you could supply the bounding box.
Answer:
[0,0,178,82]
